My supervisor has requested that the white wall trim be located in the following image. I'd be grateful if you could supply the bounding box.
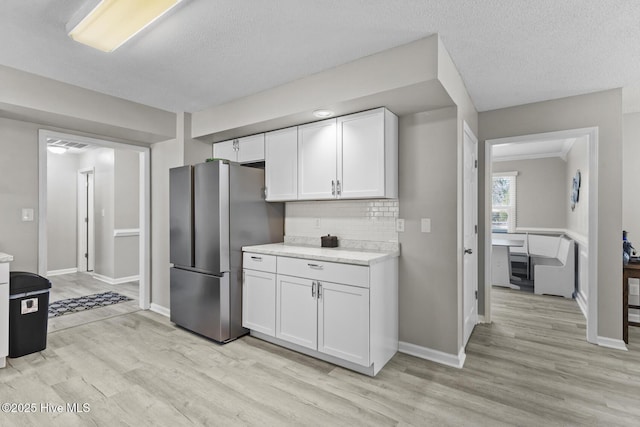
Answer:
[597,336,628,351]
[150,303,170,318]
[493,151,568,163]
[46,268,78,277]
[485,127,599,345]
[477,315,486,323]
[399,341,466,369]
[114,228,140,237]
[575,290,588,319]
[38,129,152,312]
[92,273,140,285]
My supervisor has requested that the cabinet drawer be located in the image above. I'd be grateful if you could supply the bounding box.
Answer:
[243,253,277,273]
[277,256,369,288]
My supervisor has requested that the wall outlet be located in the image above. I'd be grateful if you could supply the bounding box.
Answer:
[421,218,431,233]
[21,208,34,222]
[396,218,405,232]
[313,218,321,229]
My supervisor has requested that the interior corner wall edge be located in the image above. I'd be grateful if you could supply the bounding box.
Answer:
[623,112,640,242]
[0,65,176,143]
[478,89,623,340]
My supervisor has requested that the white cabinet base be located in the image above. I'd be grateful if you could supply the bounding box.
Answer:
[250,330,377,377]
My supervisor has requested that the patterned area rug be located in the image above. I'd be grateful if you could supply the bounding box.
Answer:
[48,292,133,318]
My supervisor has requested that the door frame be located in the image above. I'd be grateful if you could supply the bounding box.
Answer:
[462,121,479,347]
[76,167,95,272]
[484,127,599,344]
[38,129,151,310]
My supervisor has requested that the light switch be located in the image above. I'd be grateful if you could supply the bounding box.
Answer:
[421,218,431,233]
[313,218,321,229]
[22,208,34,222]
[396,218,405,232]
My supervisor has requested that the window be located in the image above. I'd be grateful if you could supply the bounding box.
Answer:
[492,172,517,233]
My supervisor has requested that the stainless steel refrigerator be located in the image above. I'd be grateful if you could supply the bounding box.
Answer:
[169,160,283,343]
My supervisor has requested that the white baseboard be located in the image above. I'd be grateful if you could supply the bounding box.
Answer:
[398,341,466,369]
[93,274,140,285]
[47,268,78,276]
[150,303,170,318]
[597,336,628,351]
[477,315,487,323]
[575,291,588,320]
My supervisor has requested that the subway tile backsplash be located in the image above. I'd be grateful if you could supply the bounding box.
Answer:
[285,199,399,245]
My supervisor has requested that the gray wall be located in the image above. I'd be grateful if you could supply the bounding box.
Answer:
[47,151,79,271]
[398,107,459,354]
[114,149,140,279]
[623,113,640,242]
[151,139,183,309]
[0,118,39,271]
[493,158,567,229]
[479,89,623,341]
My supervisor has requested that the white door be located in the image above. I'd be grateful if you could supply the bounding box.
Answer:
[317,281,370,366]
[297,118,337,200]
[77,170,95,272]
[237,134,265,163]
[338,109,385,199]
[213,140,237,161]
[276,274,318,350]
[265,127,298,201]
[242,269,276,336]
[463,123,478,347]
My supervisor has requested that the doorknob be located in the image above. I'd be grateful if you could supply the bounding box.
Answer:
[464,248,473,255]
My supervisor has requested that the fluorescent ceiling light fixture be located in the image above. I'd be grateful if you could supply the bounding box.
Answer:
[47,146,68,155]
[313,109,335,118]
[69,0,183,52]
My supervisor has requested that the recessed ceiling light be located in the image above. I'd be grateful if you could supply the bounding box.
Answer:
[313,109,335,118]
[68,0,183,52]
[48,146,68,155]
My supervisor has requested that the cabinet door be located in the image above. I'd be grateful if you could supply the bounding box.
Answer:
[317,281,370,366]
[276,274,317,350]
[242,269,276,336]
[265,127,297,201]
[297,119,337,200]
[337,109,385,199]
[238,134,265,163]
[213,140,237,161]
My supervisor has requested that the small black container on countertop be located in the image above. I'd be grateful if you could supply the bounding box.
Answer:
[321,234,338,248]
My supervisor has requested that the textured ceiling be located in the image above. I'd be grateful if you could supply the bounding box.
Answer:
[1,0,639,113]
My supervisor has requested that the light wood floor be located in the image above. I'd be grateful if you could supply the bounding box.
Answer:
[48,273,140,333]
[1,288,639,426]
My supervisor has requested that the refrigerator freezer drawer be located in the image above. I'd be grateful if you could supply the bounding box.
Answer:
[170,268,229,342]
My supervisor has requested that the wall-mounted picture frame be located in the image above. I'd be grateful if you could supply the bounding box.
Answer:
[571,169,581,211]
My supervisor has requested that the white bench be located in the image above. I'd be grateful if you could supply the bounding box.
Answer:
[531,236,575,299]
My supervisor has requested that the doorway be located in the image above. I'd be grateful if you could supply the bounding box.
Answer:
[77,168,95,273]
[484,127,599,344]
[38,129,151,310]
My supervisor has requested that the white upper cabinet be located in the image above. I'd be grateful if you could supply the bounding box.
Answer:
[213,134,265,163]
[338,108,397,199]
[297,118,337,200]
[297,108,397,201]
[213,139,236,161]
[265,127,298,201]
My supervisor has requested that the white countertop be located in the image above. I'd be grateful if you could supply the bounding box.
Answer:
[0,253,13,263]
[242,243,399,266]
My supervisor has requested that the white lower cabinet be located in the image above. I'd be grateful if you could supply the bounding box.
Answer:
[276,275,317,349]
[317,281,369,366]
[242,253,277,336]
[242,269,276,336]
[243,252,398,376]
[1,262,10,368]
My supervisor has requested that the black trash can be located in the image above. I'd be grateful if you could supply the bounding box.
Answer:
[8,272,52,358]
